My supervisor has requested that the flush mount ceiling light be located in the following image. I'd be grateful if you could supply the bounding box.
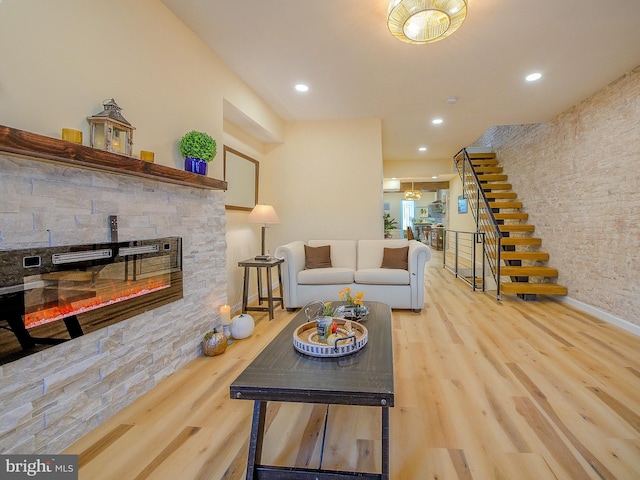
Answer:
[432,118,443,124]
[404,182,422,200]
[418,146,427,152]
[387,0,468,45]
[525,72,542,82]
[295,84,309,92]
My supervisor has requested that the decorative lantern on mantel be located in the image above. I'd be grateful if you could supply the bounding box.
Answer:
[87,98,135,156]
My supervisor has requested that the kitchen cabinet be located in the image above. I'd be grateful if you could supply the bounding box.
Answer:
[431,227,444,251]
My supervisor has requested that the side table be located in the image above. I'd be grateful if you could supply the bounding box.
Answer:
[238,257,284,320]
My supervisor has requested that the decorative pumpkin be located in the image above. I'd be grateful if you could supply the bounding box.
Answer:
[229,314,255,339]
[202,328,227,356]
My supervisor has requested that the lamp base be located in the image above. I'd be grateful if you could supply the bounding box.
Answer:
[254,254,271,261]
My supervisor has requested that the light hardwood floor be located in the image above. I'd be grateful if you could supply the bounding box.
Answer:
[65,252,640,479]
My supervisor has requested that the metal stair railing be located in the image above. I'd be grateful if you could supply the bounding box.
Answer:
[443,230,486,292]
[453,149,503,300]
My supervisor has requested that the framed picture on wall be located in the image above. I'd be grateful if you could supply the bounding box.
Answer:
[458,195,468,214]
[223,146,259,211]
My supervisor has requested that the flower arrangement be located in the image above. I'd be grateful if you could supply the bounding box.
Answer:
[321,301,335,317]
[339,288,364,307]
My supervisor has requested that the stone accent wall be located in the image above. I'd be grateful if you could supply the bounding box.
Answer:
[471,66,640,325]
[0,153,227,453]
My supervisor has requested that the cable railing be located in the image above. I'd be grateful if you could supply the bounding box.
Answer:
[453,149,503,300]
[443,230,486,291]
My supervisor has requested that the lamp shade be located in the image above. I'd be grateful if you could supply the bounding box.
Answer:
[387,0,468,45]
[404,189,422,200]
[404,182,422,200]
[247,204,280,224]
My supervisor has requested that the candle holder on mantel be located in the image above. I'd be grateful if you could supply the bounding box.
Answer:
[87,98,135,156]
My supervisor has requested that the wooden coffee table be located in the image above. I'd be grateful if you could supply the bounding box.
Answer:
[230,301,394,480]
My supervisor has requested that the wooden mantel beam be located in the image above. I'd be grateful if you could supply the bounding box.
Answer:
[0,125,227,191]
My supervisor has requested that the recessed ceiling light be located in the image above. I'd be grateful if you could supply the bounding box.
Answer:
[418,147,427,152]
[295,84,309,92]
[445,96,458,104]
[432,176,437,179]
[432,118,443,125]
[525,73,542,82]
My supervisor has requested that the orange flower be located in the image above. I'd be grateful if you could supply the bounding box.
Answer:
[339,288,365,306]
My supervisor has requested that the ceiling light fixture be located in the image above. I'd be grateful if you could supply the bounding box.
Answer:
[387,0,468,45]
[418,146,427,152]
[404,182,422,201]
[432,118,443,124]
[295,84,309,92]
[525,73,542,82]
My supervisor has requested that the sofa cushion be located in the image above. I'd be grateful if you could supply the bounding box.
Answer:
[357,239,409,270]
[308,240,357,269]
[381,246,409,270]
[298,267,355,285]
[355,268,410,285]
[304,244,332,269]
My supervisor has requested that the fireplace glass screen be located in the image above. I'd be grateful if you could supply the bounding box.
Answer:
[0,237,182,365]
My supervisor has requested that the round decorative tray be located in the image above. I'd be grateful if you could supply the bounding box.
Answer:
[293,318,368,358]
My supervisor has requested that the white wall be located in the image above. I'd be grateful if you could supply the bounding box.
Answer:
[0,0,283,170]
[383,158,453,179]
[448,176,477,233]
[262,118,384,250]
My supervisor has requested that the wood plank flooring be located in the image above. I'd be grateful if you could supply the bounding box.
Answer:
[65,252,640,479]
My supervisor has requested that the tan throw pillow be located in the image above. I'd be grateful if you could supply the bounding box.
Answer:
[304,244,332,269]
[381,246,409,270]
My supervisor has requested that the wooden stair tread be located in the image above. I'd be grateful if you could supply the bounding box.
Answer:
[493,251,550,261]
[496,237,542,246]
[501,282,568,295]
[482,183,512,191]
[491,213,529,220]
[490,201,523,209]
[478,174,508,182]
[468,153,496,160]
[484,192,517,199]
[471,160,498,167]
[475,166,503,174]
[499,224,535,232]
[501,266,558,277]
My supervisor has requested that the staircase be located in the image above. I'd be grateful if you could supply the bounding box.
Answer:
[454,150,567,300]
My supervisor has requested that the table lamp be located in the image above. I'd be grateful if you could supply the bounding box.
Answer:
[247,204,280,260]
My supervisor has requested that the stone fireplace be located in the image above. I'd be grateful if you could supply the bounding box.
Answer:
[0,150,227,453]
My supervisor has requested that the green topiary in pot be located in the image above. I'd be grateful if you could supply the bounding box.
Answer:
[179,130,217,162]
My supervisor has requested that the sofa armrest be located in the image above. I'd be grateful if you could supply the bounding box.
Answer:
[408,240,431,275]
[407,240,432,311]
[274,241,306,308]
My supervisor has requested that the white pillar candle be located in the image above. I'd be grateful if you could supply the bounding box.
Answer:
[220,304,231,325]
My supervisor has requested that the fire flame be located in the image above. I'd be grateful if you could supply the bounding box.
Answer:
[24,278,170,329]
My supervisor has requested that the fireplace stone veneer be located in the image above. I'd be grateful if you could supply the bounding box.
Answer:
[0,152,226,454]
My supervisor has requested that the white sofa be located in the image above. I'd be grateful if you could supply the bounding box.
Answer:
[274,239,431,312]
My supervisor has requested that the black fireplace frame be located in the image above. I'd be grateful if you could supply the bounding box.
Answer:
[0,237,183,365]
